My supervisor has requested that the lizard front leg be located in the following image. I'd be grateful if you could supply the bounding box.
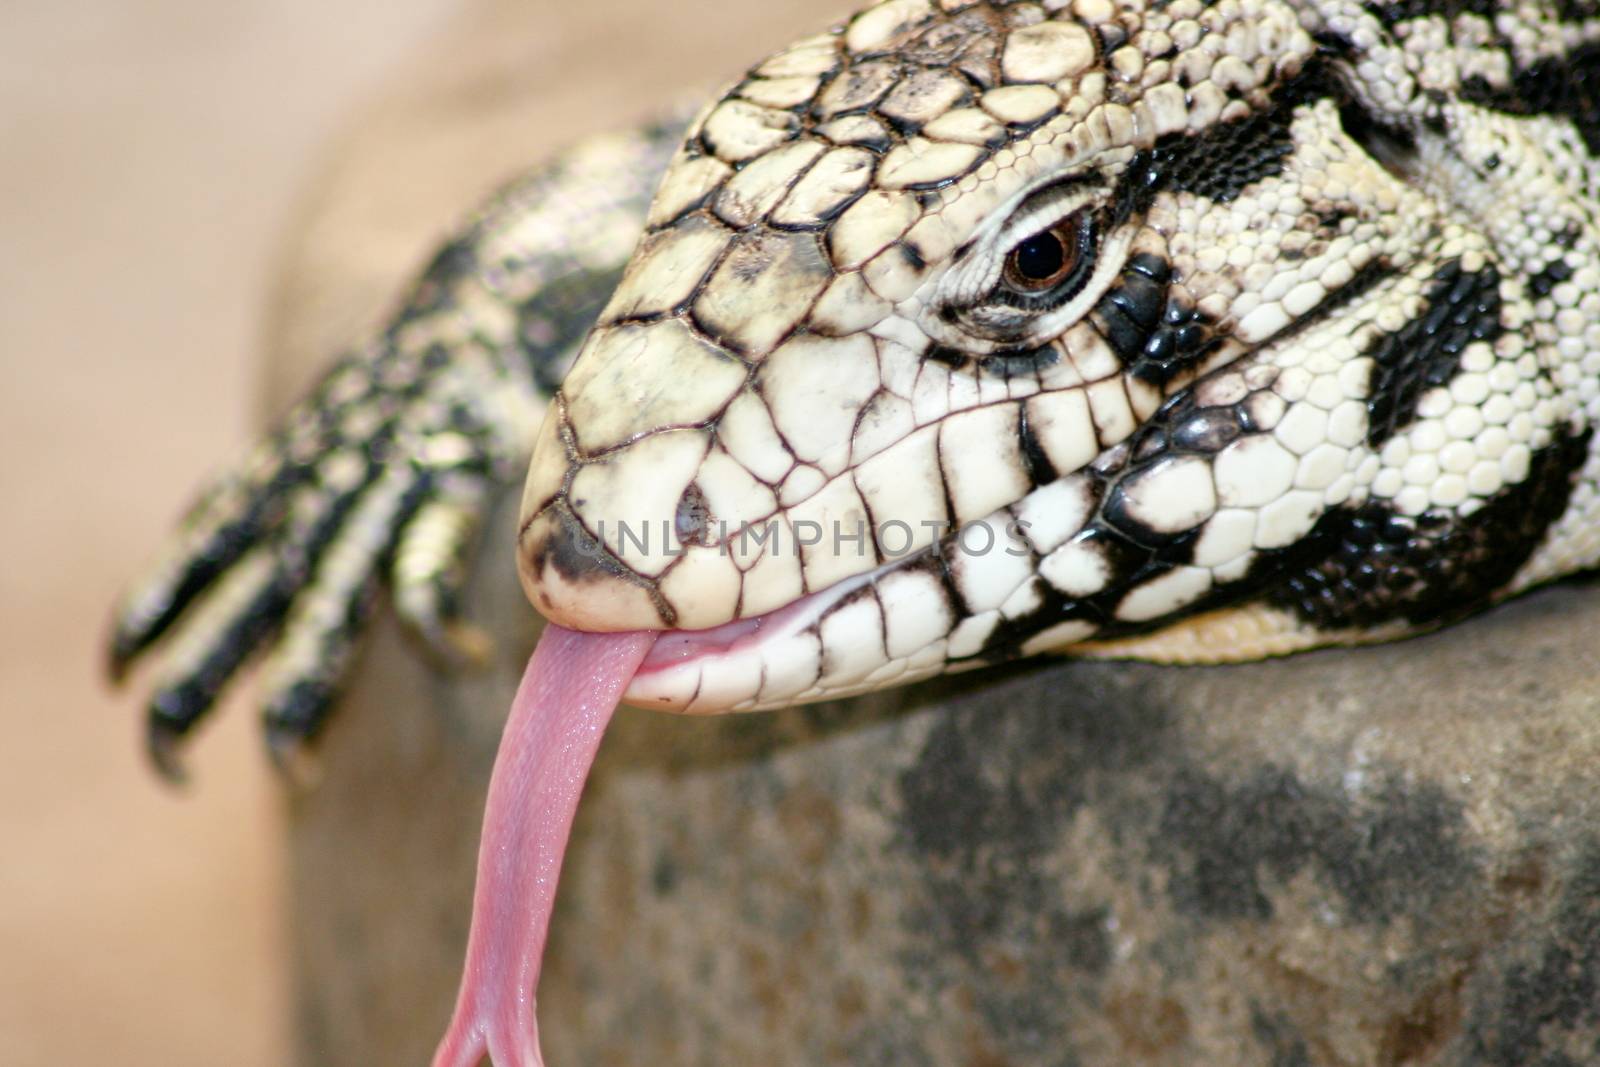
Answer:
[109,123,684,775]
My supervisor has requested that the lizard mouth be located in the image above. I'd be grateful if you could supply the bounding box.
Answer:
[626,565,887,714]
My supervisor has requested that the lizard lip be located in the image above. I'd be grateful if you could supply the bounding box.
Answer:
[624,567,883,714]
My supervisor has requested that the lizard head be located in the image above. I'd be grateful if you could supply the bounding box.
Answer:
[463,4,1600,1058]
[517,0,1577,712]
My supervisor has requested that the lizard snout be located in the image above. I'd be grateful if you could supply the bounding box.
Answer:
[516,316,761,634]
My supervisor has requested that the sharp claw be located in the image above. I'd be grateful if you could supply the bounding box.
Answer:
[408,611,496,671]
[107,639,135,685]
[145,674,220,785]
[409,611,496,669]
[266,726,324,790]
[406,591,492,668]
[264,676,333,733]
[107,617,155,684]
[146,718,190,785]
[441,619,495,669]
[257,677,353,786]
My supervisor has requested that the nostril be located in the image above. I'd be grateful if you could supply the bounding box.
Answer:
[675,483,712,548]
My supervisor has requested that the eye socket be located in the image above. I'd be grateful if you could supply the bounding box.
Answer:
[1000,210,1096,297]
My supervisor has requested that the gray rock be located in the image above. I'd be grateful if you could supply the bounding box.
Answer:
[288,481,1600,1067]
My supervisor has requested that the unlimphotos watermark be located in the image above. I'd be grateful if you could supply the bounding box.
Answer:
[571,517,1035,560]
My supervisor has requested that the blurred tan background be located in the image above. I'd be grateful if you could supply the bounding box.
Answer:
[0,2,840,1064]
[1,2,459,1064]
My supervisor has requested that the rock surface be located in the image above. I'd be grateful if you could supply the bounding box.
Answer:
[276,4,1600,1065]
[541,579,1600,1067]
[291,487,1600,1066]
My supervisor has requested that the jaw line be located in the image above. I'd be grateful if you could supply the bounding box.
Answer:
[622,561,895,714]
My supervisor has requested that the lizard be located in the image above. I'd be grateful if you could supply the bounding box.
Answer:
[108,0,1600,1062]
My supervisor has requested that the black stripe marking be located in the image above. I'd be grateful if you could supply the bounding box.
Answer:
[965,378,1271,662]
[1461,41,1600,154]
[969,424,1587,663]
[1262,427,1592,630]
[1363,1,1501,29]
[516,265,627,394]
[1365,257,1503,448]
[1115,59,1342,221]
[1017,404,1059,486]
[1091,252,1224,386]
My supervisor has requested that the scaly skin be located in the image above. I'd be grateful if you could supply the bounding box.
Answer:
[113,2,1600,757]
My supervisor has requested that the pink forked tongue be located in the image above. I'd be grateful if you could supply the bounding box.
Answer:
[432,624,656,1067]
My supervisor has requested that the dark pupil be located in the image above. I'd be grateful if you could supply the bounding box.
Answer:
[1013,232,1065,281]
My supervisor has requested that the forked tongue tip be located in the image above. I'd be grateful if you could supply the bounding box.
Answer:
[431,623,656,1067]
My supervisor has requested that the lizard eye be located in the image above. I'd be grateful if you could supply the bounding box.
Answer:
[1001,210,1096,297]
